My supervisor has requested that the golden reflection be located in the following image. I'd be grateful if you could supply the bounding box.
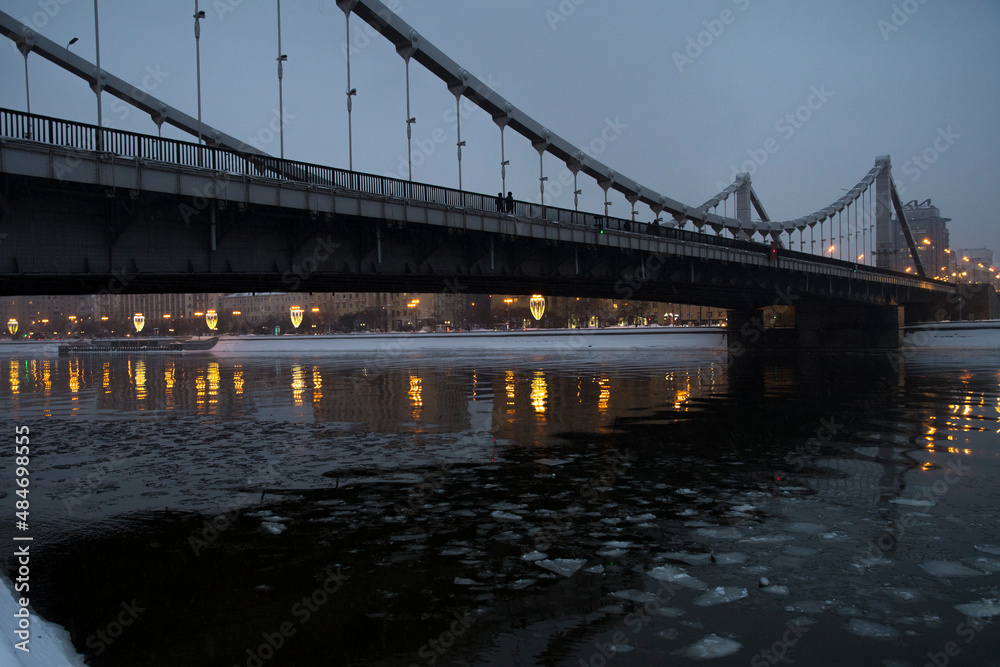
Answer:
[409,374,423,407]
[207,362,220,405]
[291,364,306,405]
[9,360,19,394]
[164,363,175,391]
[42,360,51,397]
[312,367,323,403]
[597,375,610,412]
[531,370,547,414]
[505,371,515,403]
[234,365,244,395]
[103,362,110,394]
[68,359,80,396]
[921,462,933,471]
[135,360,147,402]
[195,369,206,405]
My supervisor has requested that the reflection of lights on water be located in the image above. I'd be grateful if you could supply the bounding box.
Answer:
[207,362,220,404]
[42,360,51,397]
[164,362,175,392]
[68,359,79,396]
[291,365,306,405]
[505,371,515,403]
[531,370,547,414]
[674,389,690,410]
[234,365,244,395]
[312,367,323,402]
[135,360,146,402]
[9,360,19,394]
[103,362,110,394]
[409,375,423,408]
[597,375,610,412]
[921,462,933,471]
[195,370,206,404]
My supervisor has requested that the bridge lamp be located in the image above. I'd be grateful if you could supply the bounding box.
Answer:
[205,309,218,331]
[827,245,836,255]
[290,305,304,329]
[133,313,145,333]
[277,54,288,160]
[194,4,206,156]
[529,295,546,321]
[7,319,17,336]
[67,37,78,48]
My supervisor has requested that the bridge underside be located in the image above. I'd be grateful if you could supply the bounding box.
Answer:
[0,172,942,314]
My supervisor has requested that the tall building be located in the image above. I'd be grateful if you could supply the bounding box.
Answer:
[876,199,951,277]
[952,248,995,284]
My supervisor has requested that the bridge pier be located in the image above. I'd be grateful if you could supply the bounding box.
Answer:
[729,303,904,351]
[794,302,903,349]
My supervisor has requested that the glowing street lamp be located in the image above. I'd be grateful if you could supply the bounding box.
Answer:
[529,294,546,321]
[205,309,218,331]
[7,318,17,335]
[290,305,304,329]
[133,313,145,333]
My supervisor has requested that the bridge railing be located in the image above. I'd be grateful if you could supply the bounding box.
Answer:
[0,107,950,289]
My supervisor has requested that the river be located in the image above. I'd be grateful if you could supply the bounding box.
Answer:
[1,346,999,666]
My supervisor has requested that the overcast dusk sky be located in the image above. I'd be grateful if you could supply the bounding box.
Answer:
[2,0,998,258]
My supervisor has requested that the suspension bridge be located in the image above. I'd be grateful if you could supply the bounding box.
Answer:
[0,2,970,348]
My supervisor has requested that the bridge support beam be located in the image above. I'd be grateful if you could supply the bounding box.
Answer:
[795,302,903,349]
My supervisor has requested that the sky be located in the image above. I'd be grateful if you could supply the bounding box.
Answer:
[2,0,999,258]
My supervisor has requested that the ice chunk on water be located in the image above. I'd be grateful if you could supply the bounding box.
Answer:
[627,513,656,522]
[491,510,523,521]
[974,544,1000,556]
[657,628,679,640]
[919,561,985,577]
[510,578,535,590]
[740,534,793,544]
[954,598,1000,618]
[712,552,748,565]
[694,527,743,540]
[675,488,698,496]
[660,551,713,566]
[761,585,790,595]
[584,565,605,574]
[889,497,935,507]
[612,589,657,602]
[604,541,635,549]
[731,504,756,513]
[536,558,586,577]
[678,634,742,659]
[520,550,548,561]
[972,558,1000,573]
[693,586,748,607]
[440,547,470,556]
[597,548,627,558]
[454,577,479,586]
[845,619,900,639]
[657,607,685,618]
[261,521,286,534]
[646,565,707,590]
[608,644,634,653]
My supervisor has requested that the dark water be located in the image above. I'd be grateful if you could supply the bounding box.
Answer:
[2,348,999,666]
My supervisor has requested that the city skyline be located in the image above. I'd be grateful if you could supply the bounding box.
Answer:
[2,1,997,258]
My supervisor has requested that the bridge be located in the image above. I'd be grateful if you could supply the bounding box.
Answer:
[0,2,971,348]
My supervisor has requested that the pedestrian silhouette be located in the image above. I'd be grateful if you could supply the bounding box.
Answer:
[505,191,514,214]
[496,192,504,212]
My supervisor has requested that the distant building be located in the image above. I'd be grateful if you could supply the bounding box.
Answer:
[876,199,951,278]
[952,248,995,284]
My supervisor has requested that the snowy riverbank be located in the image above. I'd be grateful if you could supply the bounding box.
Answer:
[902,320,1000,348]
[0,574,82,666]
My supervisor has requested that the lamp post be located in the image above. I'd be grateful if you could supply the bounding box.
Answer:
[93,0,104,150]
[276,0,287,160]
[17,29,34,116]
[194,3,206,161]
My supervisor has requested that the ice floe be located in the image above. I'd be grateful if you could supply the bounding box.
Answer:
[712,552,748,565]
[660,551,713,566]
[889,498,935,507]
[974,544,1000,556]
[694,527,743,540]
[612,589,657,602]
[677,634,742,659]
[954,598,1000,618]
[646,565,708,590]
[693,586,748,607]
[761,585,790,595]
[520,550,548,561]
[845,619,900,639]
[491,510,523,521]
[536,558,587,577]
[919,561,985,577]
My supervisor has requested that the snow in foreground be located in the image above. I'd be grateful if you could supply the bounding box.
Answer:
[0,575,82,666]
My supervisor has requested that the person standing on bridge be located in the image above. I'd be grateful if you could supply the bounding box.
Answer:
[496,193,504,213]
[506,191,514,215]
